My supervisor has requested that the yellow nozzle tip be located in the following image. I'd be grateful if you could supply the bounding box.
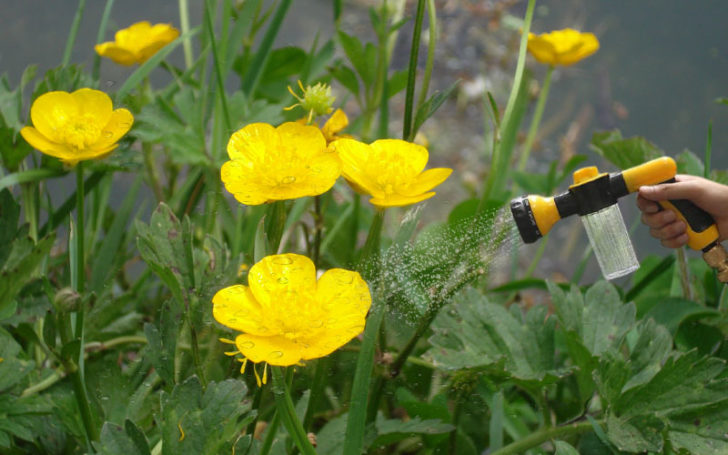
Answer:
[572,166,600,185]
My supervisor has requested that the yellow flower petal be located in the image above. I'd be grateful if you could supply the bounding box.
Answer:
[322,108,349,143]
[370,139,429,176]
[222,122,340,205]
[227,122,279,162]
[332,138,383,197]
[370,192,436,208]
[235,334,303,366]
[334,137,451,208]
[212,285,270,336]
[247,253,317,309]
[30,91,78,143]
[97,21,180,65]
[89,108,134,149]
[23,88,132,164]
[399,167,453,197]
[20,126,74,161]
[527,28,599,66]
[215,254,373,368]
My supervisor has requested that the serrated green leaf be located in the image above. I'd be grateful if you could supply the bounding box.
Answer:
[0,232,56,315]
[581,281,635,356]
[615,350,728,417]
[427,289,568,382]
[159,377,251,455]
[143,302,180,386]
[97,422,149,455]
[667,399,728,454]
[547,281,583,334]
[372,415,454,447]
[0,189,20,267]
[590,130,663,170]
[554,440,580,455]
[606,412,664,453]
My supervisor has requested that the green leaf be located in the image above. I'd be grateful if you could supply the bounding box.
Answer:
[372,415,454,447]
[606,412,664,453]
[143,302,180,386]
[0,231,56,316]
[675,149,704,176]
[331,63,360,99]
[667,399,728,454]
[338,31,371,87]
[0,167,66,192]
[159,377,251,455]
[581,281,635,357]
[97,420,151,455]
[136,203,195,307]
[412,80,459,135]
[615,350,728,418]
[554,440,580,455]
[590,130,664,170]
[427,288,568,383]
[0,189,20,267]
[639,296,720,336]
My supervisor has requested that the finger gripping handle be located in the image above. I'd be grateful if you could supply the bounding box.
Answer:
[657,192,719,251]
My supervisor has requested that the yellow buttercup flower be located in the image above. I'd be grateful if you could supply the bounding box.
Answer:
[527,28,599,66]
[221,122,341,205]
[213,253,371,371]
[20,88,133,165]
[331,138,452,208]
[95,21,180,66]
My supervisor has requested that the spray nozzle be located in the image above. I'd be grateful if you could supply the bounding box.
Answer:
[510,157,725,281]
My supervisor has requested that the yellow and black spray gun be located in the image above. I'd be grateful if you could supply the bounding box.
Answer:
[510,157,728,282]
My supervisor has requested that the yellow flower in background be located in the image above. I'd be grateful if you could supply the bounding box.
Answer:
[527,28,599,66]
[20,88,133,165]
[321,108,351,144]
[213,253,371,370]
[221,122,341,205]
[332,138,452,208]
[95,21,179,66]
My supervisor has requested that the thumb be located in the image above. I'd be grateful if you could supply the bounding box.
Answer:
[638,180,703,202]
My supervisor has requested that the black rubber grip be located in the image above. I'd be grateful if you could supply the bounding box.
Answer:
[660,178,716,233]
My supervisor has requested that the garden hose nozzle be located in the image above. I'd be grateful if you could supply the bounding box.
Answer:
[511,157,728,282]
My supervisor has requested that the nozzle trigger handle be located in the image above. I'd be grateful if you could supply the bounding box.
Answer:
[654,181,720,251]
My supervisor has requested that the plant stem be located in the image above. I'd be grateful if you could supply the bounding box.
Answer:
[518,65,553,172]
[415,0,437,112]
[480,0,536,205]
[259,412,281,455]
[179,0,194,69]
[490,420,598,455]
[271,367,317,455]
[92,0,115,82]
[62,0,87,66]
[143,143,164,202]
[402,0,426,141]
[313,196,323,267]
[204,0,233,132]
[343,307,385,455]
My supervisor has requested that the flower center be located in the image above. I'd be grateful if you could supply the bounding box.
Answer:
[61,118,101,150]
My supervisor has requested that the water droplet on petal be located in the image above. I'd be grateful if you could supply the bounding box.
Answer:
[239,340,255,349]
[269,350,284,359]
[272,256,294,265]
[103,131,114,138]
[282,175,296,184]
[326,317,338,326]
[119,121,132,128]
[335,273,354,285]
[309,319,324,328]
[277,276,289,285]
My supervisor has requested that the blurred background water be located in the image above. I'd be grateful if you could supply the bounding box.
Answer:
[2,0,727,282]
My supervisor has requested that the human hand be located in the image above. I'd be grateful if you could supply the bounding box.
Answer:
[636,174,728,248]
